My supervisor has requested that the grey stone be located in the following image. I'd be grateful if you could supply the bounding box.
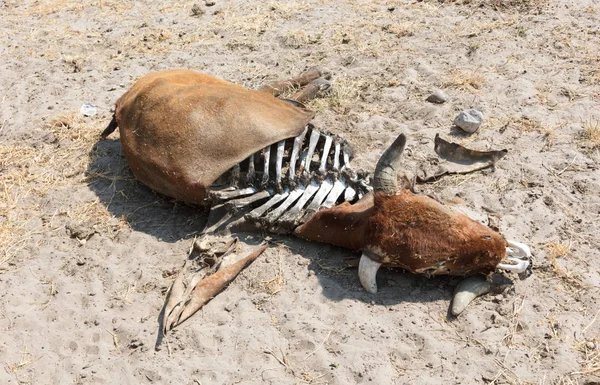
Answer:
[454,109,483,133]
[426,89,449,104]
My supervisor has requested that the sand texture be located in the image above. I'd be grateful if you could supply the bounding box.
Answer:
[1,0,600,384]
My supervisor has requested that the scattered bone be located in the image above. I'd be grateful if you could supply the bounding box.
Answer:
[417,134,508,183]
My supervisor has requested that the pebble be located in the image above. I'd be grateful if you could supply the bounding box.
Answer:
[426,89,449,104]
[454,109,483,133]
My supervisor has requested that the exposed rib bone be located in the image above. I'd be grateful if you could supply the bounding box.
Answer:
[275,140,285,186]
[342,146,351,170]
[359,253,381,294]
[263,188,304,223]
[278,181,319,224]
[318,135,333,174]
[246,153,255,185]
[224,190,271,212]
[261,146,271,187]
[321,178,346,208]
[247,191,289,219]
[301,129,321,174]
[211,187,257,202]
[289,127,308,181]
[333,142,341,170]
[306,179,334,211]
[343,186,356,202]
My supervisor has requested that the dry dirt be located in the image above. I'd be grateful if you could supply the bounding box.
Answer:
[1,0,600,384]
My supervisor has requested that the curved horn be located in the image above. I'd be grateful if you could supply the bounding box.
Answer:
[373,133,407,194]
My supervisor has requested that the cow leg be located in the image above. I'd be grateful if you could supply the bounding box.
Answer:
[289,78,333,103]
[257,67,331,97]
[161,238,268,334]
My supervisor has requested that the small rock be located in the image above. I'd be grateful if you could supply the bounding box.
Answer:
[454,109,483,133]
[426,89,449,104]
[80,103,97,117]
[224,302,236,312]
[204,0,215,6]
[191,3,204,16]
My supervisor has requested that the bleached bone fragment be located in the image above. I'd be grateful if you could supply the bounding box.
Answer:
[301,129,321,174]
[211,187,257,202]
[306,179,334,211]
[359,253,381,294]
[246,153,255,185]
[275,140,285,186]
[318,135,333,174]
[342,146,351,170]
[278,181,319,224]
[289,127,308,181]
[261,145,271,187]
[263,188,304,223]
[333,141,341,170]
[343,186,356,202]
[247,191,289,220]
[321,178,346,208]
[224,190,271,212]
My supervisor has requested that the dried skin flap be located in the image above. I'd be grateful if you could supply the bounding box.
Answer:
[115,70,315,204]
[417,134,508,183]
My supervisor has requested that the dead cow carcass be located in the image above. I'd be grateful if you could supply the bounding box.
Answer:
[102,69,531,332]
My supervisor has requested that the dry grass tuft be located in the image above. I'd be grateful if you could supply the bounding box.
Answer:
[443,69,486,92]
[259,256,285,295]
[433,0,548,13]
[281,30,311,48]
[307,77,363,112]
[574,339,600,375]
[544,241,584,290]
[582,119,600,148]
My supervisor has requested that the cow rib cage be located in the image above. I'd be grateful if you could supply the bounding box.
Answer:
[207,125,372,233]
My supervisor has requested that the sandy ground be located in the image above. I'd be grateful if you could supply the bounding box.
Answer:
[1,0,600,384]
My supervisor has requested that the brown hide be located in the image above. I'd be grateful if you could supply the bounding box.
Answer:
[114,70,315,204]
[294,193,374,251]
[297,190,506,276]
[367,191,506,275]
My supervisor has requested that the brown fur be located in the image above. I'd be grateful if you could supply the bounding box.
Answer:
[294,193,374,251]
[297,190,506,276]
[112,69,314,204]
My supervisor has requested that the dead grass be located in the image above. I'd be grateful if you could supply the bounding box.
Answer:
[443,69,486,92]
[544,241,584,290]
[433,0,548,12]
[0,112,110,271]
[581,119,600,148]
[281,30,311,49]
[307,77,363,112]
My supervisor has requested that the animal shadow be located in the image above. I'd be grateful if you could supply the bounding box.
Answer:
[86,138,207,243]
